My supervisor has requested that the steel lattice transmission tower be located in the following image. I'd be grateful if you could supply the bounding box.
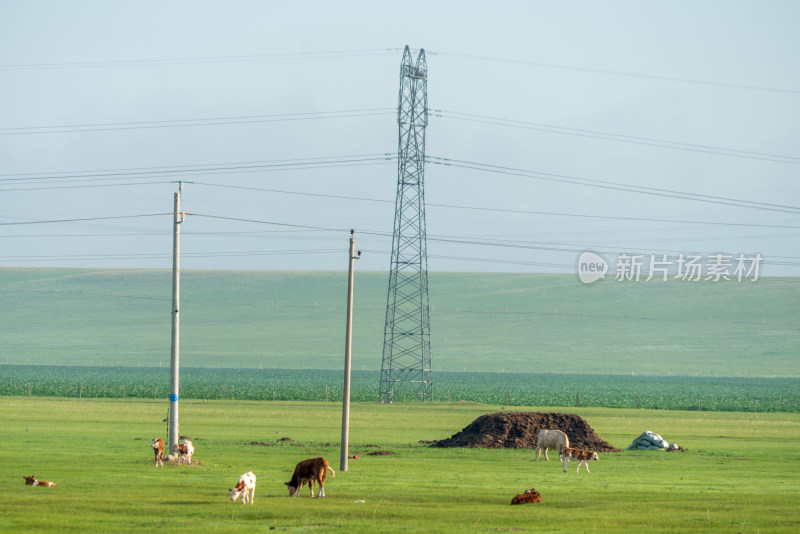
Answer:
[379,46,432,403]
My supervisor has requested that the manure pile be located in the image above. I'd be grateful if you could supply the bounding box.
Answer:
[431,411,620,452]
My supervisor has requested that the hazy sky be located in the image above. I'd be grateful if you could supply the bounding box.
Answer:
[1,0,798,276]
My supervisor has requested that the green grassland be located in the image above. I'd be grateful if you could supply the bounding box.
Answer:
[1,268,798,377]
[1,398,799,533]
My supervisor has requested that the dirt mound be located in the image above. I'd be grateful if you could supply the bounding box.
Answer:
[431,411,620,452]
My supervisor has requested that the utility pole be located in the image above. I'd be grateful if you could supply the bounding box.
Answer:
[380,46,432,403]
[340,230,360,472]
[169,182,184,455]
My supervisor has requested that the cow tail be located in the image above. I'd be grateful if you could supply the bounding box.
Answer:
[327,466,336,477]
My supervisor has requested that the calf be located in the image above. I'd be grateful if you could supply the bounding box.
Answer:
[285,457,335,498]
[562,446,599,473]
[23,475,57,487]
[151,437,165,467]
[230,471,256,504]
[172,440,194,465]
[510,488,542,505]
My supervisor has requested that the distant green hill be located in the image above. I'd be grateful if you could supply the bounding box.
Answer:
[0,268,797,377]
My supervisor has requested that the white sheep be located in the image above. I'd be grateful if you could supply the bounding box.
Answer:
[534,429,569,462]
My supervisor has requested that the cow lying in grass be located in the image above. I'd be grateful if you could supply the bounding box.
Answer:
[562,446,599,473]
[172,440,194,465]
[510,488,542,505]
[534,429,569,462]
[285,457,335,498]
[230,471,256,504]
[151,437,165,467]
[23,475,57,487]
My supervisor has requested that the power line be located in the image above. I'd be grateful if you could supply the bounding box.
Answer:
[428,156,800,215]
[0,109,395,136]
[0,154,396,186]
[189,181,800,230]
[2,209,797,267]
[0,248,344,262]
[0,213,170,226]
[0,48,402,70]
[431,51,800,95]
[0,153,394,179]
[2,163,796,230]
[6,45,795,95]
[434,110,800,165]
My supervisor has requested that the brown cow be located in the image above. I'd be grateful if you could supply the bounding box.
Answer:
[285,457,335,498]
[562,446,599,473]
[23,475,57,487]
[511,488,542,505]
[151,437,165,467]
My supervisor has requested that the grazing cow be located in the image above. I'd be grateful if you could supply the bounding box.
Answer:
[230,471,256,504]
[510,488,543,505]
[151,437,165,467]
[172,440,194,465]
[534,429,569,462]
[562,446,599,473]
[23,475,57,487]
[285,457,335,498]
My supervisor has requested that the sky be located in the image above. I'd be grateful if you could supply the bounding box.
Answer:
[1,0,798,276]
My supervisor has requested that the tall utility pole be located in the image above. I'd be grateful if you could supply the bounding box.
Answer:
[169,182,185,455]
[340,230,360,472]
[379,46,432,403]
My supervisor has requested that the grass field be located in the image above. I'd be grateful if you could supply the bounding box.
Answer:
[1,268,798,377]
[1,397,799,533]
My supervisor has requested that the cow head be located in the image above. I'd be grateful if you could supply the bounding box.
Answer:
[285,482,299,496]
[23,476,36,486]
[230,486,242,502]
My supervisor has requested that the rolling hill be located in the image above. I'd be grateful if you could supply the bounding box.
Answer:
[0,267,797,377]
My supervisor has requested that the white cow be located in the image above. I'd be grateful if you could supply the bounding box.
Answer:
[534,429,569,462]
[172,440,194,465]
[230,471,256,504]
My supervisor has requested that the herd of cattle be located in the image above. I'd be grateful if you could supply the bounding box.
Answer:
[24,427,597,507]
[150,437,335,504]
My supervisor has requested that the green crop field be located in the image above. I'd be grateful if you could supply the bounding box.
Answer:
[1,267,798,377]
[2,364,799,413]
[1,398,799,533]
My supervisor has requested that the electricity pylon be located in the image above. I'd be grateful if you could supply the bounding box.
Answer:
[379,46,431,403]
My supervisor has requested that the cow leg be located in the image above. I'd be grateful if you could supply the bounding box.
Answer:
[544,449,549,462]
[319,480,325,498]
[309,481,315,497]
[562,457,568,473]
[534,447,540,461]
